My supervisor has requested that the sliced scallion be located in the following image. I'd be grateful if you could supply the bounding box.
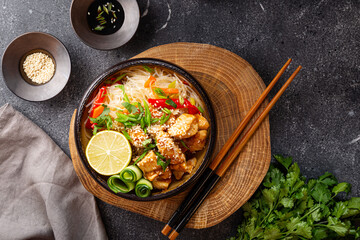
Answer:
[134,151,148,165]
[165,99,177,108]
[122,130,132,142]
[143,65,154,73]
[153,88,167,99]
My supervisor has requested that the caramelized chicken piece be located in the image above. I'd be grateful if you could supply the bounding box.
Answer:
[170,161,187,172]
[172,171,185,180]
[136,151,162,173]
[127,125,150,149]
[152,178,171,190]
[195,114,210,130]
[168,113,198,139]
[158,166,172,180]
[156,130,186,164]
[186,157,197,174]
[183,130,207,152]
[171,158,197,180]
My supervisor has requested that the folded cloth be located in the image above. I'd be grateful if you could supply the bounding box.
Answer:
[0,104,107,240]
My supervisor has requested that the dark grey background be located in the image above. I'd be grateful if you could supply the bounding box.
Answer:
[1,0,359,239]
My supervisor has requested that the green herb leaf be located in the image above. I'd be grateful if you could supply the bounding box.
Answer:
[311,182,332,204]
[165,99,177,108]
[157,157,170,171]
[274,154,293,170]
[332,182,351,196]
[153,88,167,99]
[154,151,166,159]
[143,65,154,73]
[348,197,360,209]
[122,102,138,114]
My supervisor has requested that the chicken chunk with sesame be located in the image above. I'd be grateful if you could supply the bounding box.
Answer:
[127,125,150,149]
[156,130,186,165]
[183,130,208,152]
[136,150,162,173]
[195,114,210,130]
[168,113,198,139]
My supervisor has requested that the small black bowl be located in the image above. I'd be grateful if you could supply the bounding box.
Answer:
[2,32,71,101]
[74,58,216,201]
[70,0,139,50]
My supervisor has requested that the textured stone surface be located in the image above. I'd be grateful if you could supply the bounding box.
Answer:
[0,0,359,239]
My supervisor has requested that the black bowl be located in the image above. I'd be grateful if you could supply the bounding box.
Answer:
[70,0,139,50]
[74,58,216,201]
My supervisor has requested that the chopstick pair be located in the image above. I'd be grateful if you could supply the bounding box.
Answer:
[161,59,302,240]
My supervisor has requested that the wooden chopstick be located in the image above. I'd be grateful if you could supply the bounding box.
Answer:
[167,65,302,240]
[161,59,293,236]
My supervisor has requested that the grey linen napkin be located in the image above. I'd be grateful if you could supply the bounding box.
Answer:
[0,104,107,240]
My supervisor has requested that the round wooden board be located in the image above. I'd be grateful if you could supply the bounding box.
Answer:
[68,42,271,229]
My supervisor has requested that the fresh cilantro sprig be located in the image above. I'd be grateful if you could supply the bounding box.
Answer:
[229,154,360,240]
[89,104,112,135]
[155,151,170,171]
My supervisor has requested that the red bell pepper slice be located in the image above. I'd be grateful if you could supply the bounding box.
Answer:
[147,98,200,114]
[86,86,107,129]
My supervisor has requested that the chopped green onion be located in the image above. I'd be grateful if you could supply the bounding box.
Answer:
[134,151,148,165]
[119,165,142,182]
[165,99,177,108]
[143,100,151,127]
[155,151,166,159]
[107,175,135,193]
[112,73,126,84]
[151,118,159,124]
[168,81,176,88]
[143,65,154,73]
[116,85,130,103]
[122,130,132,142]
[162,108,172,115]
[103,5,109,14]
[153,88,167,99]
[136,102,144,113]
[157,157,171,171]
[197,105,204,113]
[115,112,129,122]
[135,179,153,198]
[180,140,190,150]
[160,114,171,125]
[179,95,184,105]
[94,26,105,31]
[142,139,152,147]
[144,143,156,151]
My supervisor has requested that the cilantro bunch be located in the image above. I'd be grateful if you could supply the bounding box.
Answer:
[230,155,360,240]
